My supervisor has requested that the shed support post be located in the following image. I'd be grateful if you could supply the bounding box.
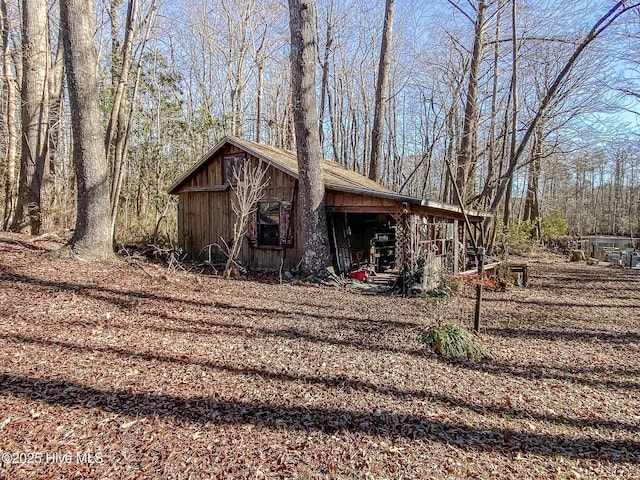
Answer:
[474,246,484,333]
[453,218,459,275]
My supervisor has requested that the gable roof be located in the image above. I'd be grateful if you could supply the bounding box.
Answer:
[167,135,490,220]
[167,135,397,196]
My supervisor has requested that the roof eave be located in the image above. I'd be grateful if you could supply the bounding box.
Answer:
[420,198,492,219]
[167,136,300,194]
[325,183,421,203]
[325,184,491,219]
[229,138,300,180]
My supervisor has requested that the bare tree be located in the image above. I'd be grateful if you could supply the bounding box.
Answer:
[106,0,157,235]
[44,25,66,232]
[502,0,518,226]
[1,0,631,250]
[288,0,331,275]
[484,0,640,233]
[60,0,113,260]
[368,0,394,182]
[316,0,334,156]
[222,161,269,279]
[171,0,288,150]
[452,0,489,203]
[521,116,544,237]
[472,1,503,212]
[1,0,17,229]
[12,0,49,234]
[221,0,254,137]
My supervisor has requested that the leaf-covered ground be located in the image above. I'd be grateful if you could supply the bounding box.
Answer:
[0,232,638,479]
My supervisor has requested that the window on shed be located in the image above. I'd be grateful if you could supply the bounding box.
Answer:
[258,201,280,246]
[247,201,294,248]
[223,153,246,185]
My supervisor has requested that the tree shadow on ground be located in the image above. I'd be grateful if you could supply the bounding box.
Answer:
[485,326,640,345]
[482,296,638,309]
[0,271,418,330]
[3,332,639,437]
[431,354,639,392]
[0,237,56,252]
[548,272,640,286]
[2,269,638,391]
[2,257,639,463]
[0,372,637,464]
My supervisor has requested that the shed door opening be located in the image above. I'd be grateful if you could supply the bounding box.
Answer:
[328,212,396,275]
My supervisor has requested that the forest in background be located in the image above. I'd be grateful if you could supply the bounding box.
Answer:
[2,0,640,247]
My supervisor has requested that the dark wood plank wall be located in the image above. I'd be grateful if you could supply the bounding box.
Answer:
[177,147,303,270]
[326,191,399,213]
[248,162,302,270]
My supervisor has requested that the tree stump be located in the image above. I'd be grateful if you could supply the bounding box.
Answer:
[570,250,586,262]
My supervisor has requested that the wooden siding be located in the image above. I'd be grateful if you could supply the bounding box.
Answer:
[174,138,488,272]
[177,147,303,269]
[325,190,400,213]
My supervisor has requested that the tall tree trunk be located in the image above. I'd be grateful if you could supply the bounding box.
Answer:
[502,0,518,228]
[368,0,394,182]
[60,0,113,260]
[45,31,65,231]
[477,4,501,210]
[1,0,17,229]
[106,0,155,236]
[12,0,49,234]
[442,93,460,204]
[327,69,340,164]
[251,24,267,144]
[317,0,334,157]
[256,63,263,143]
[455,0,486,203]
[288,0,331,275]
[522,116,544,224]
[106,0,137,232]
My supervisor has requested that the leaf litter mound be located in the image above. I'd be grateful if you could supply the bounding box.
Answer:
[0,232,638,479]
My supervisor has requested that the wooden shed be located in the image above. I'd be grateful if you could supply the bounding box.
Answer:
[168,136,489,276]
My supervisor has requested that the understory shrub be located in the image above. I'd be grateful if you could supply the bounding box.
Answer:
[541,208,569,239]
[417,322,490,361]
[497,219,538,252]
[421,277,460,300]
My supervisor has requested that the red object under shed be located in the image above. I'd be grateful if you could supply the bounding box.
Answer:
[347,269,368,282]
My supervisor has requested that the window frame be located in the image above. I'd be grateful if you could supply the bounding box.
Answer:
[223,153,246,185]
[257,200,281,247]
[247,200,294,249]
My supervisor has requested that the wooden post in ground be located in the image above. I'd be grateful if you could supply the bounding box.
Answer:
[453,219,459,274]
[474,246,484,333]
[443,155,484,334]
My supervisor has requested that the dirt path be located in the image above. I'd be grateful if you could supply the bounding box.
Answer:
[0,233,638,479]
